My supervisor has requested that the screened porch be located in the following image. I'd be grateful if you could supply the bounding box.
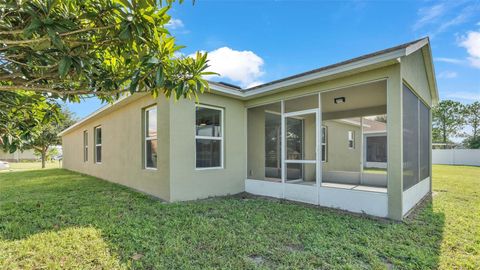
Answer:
[245,80,390,217]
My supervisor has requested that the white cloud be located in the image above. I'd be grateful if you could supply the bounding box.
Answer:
[245,81,264,88]
[459,30,480,68]
[166,18,184,30]
[434,57,464,64]
[413,4,446,31]
[194,47,265,88]
[437,71,458,79]
[413,2,479,37]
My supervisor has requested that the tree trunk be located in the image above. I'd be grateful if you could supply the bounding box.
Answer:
[41,150,46,169]
[443,131,447,149]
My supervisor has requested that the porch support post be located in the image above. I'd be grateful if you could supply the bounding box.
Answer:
[316,93,322,205]
[281,100,286,199]
[360,116,364,185]
[387,64,404,220]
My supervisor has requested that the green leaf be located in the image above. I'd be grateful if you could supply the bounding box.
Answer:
[58,57,72,78]
[23,17,42,37]
[143,14,155,24]
[155,67,164,87]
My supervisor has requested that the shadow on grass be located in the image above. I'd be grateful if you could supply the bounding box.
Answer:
[0,169,445,269]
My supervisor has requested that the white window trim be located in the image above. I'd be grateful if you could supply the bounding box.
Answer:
[83,130,88,162]
[195,104,224,170]
[144,105,157,170]
[94,126,102,164]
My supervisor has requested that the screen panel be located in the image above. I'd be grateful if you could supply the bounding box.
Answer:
[419,102,430,180]
[403,85,419,191]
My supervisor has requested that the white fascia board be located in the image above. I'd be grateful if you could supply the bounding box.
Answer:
[405,38,429,56]
[422,45,440,105]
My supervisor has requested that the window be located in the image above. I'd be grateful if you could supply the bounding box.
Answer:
[321,126,327,162]
[94,126,102,163]
[83,131,88,162]
[366,136,387,162]
[348,131,355,149]
[195,105,223,169]
[144,106,157,169]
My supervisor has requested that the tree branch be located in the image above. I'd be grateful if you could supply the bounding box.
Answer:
[0,25,115,45]
[0,85,128,96]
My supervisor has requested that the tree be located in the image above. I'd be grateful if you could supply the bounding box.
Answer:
[0,91,60,152]
[432,100,465,146]
[1,1,216,159]
[26,108,77,168]
[465,102,480,140]
[463,101,480,149]
[0,0,216,102]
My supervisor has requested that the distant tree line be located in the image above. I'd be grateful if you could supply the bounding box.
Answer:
[433,100,480,149]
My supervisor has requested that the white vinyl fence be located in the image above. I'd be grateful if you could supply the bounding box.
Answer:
[432,149,480,166]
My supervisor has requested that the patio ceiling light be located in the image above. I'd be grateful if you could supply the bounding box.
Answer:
[334,97,346,104]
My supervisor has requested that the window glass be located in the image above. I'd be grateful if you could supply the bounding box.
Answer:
[95,127,102,144]
[145,107,157,169]
[366,136,387,162]
[95,145,102,163]
[195,105,223,169]
[94,127,102,163]
[348,131,355,149]
[196,139,221,168]
[196,106,221,137]
[146,108,157,138]
[403,85,419,190]
[83,131,88,162]
[146,139,157,168]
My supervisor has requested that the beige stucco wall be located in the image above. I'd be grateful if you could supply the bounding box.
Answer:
[401,49,433,106]
[322,120,361,172]
[168,93,247,201]
[247,106,266,180]
[62,94,171,201]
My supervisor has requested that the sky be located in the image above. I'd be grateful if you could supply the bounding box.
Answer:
[65,0,480,122]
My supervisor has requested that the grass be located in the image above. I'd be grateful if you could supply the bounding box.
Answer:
[0,161,61,173]
[0,165,478,269]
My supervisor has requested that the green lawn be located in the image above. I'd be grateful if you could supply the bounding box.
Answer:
[0,165,478,269]
[0,161,61,173]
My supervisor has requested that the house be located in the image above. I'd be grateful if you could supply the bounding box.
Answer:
[0,149,37,162]
[0,146,62,162]
[59,38,438,220]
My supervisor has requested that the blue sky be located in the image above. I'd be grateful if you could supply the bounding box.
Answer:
[65,0,480,119]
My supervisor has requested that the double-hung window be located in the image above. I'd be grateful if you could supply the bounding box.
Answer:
[94,126,102,163]
[83,131,88,162]
[144,106,158,169]
[348,131,355,149]
[195,105,223,169]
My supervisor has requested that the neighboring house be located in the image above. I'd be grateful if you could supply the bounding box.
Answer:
[0,146,63,162]
[0,149,36,162]
[59,38,438,220]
